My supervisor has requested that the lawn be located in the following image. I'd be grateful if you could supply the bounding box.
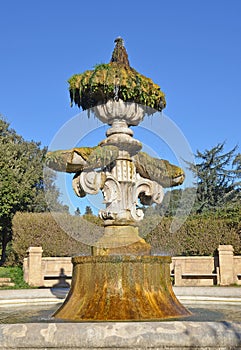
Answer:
[0,266,31,289]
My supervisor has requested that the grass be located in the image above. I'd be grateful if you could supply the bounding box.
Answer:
[0,266,31,289]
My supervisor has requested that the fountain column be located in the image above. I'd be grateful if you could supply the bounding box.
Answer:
[78,102,163,255]
[95,119,158,255]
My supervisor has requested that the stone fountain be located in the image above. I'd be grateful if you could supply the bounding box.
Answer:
[46,37,190,321]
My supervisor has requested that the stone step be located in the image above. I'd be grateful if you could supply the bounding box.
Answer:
[0,282,15,287]
[0,277,15,287]
[0,278,12,283]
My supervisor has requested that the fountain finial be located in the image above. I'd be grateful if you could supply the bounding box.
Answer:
[68,37,166,111]
[110,36,130,66]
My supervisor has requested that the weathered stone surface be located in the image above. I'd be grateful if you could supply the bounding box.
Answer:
[46,61,185,324]
[25,247,43,287]
[0,278,15,287]
[92,225,151,255]
[93,100,147,126]
[1,286,241,306]
[0,321,241,349]
[53,256,189,321]
[46,146,184,188]
[218,245,235,285]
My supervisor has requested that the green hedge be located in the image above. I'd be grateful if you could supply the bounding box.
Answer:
[11,212,241,263]
[12,212,104,264]
[144,216,241,256]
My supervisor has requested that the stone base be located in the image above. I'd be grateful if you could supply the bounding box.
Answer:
[2,322,241,349]
[92,225,151,256]
[53,255,190,321]
[92,239,151,256]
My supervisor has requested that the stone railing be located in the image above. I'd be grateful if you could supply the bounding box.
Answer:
[23,247,72,288]
[23,245,241,287]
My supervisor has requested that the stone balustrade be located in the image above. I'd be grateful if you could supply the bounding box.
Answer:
[23,245,241,287]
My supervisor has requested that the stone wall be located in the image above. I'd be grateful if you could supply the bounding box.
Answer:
[170,256,218,286]
[23,248,72,288]
[234,255,241,285]
[23,245,241,287]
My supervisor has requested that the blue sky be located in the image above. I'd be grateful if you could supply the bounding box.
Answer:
[1,0,241,213]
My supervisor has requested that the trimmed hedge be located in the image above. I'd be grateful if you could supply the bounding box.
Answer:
[12,212,104,264]
[144,216,241,256]
[11,211,241,263]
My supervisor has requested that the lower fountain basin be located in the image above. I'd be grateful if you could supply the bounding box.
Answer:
[1,302,241,323]
[0,289,241,349]
[0,318,241,350]
[53,255,190,321]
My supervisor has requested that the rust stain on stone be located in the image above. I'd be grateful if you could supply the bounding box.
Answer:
[53,256,190,321]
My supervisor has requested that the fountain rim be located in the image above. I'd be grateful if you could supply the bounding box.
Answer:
[71,255,172,264]
[0,320,241,349]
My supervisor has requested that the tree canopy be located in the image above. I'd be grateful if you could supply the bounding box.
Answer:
[188,142,240,214]
[0,116,67,264]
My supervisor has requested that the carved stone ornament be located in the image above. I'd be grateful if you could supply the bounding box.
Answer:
[70,101,167,226]
[79,171,106,195]
[76,161,164,224]
[92,100,149,126]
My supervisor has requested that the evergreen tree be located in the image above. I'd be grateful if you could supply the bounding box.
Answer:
[188,142,239,213]
[74,207,81,216]
[84,206,93,215]
[232,153,241,204]
[233,153,241,178]
[144,187,197,218]
[160,189,183,216]
[27,167,69,213]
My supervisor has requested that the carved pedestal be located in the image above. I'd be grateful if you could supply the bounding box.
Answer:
[77,116,164,255]
[53,256,190,321]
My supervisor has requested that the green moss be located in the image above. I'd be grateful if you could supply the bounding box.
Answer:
[68,38,166,112]
[68,63,166,112]
[134,152,185,188]
[46,146,184,188]
[46,145,119,173]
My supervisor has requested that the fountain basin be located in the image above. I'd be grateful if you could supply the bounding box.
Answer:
[1,288,241,349]
[53,255,190,321]
[93,100,148,126]
[1,321,241,349]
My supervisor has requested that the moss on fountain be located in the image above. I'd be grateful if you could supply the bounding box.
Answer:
[46,146,184,187]
[68,37,166,112]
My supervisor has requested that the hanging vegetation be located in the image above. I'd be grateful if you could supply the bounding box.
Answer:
[68,38,166,112]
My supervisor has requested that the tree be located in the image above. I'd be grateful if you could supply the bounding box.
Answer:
[26,167,68,213]
[82,206,103,226]
[144,187,197,218]
[188,142,239,214]
[84,206,93,215]
[143,190,183,217]
[0,117,67,264]
[74,207,81,216]
[233,153,241,178]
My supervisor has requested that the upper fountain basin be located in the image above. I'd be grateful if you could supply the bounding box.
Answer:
[92,100,152,126]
